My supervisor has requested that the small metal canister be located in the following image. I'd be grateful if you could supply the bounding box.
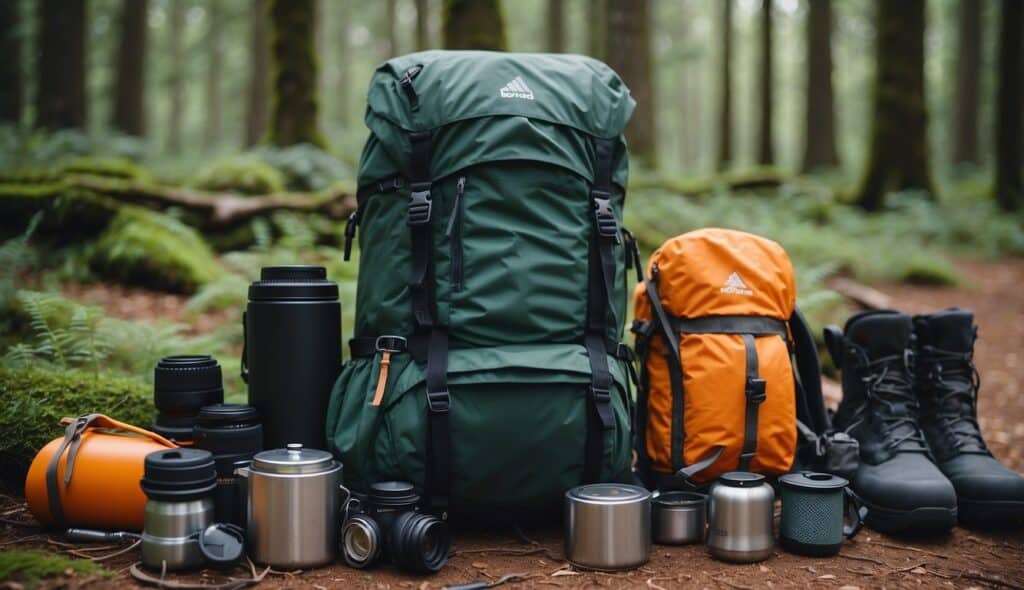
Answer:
[652,491,707,545]
[565,484,651,571]
[237,444,347,569]
[707,472,775,563]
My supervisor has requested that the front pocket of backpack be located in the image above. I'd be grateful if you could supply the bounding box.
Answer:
[378,343,632,511]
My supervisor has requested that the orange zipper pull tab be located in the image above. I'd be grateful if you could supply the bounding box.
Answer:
[372,351,391,407]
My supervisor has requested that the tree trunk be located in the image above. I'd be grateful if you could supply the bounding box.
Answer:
[166,0,185,153]
[416,0,430,50]
[716,0,733,171]
[0,0,23,124]
[587,0,606,60]
[204,1,224,150]
[443,0,507,51]
[245,0,270,146]
[112,0,147,137]
[756,0,774,165]
[994,0,1022,211]
[606,0,656,166]
[951,0,981,165]
[546,0,565,53]
[268,0,325,147]
[856,0,934,211]
[35,0,87,131]
[386,0,398,57]
[337,0,351,127]
[801,0,838,172]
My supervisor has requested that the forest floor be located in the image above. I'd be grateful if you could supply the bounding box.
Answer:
[2,259,1023,589]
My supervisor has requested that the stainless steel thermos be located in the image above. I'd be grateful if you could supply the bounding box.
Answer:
[707,471,775,563]
[779,472,864,557]
[652,491,707,545]
[140,449,217,570]
[237,444,348,569]
[243,266,341,450]
[565,484,651,571]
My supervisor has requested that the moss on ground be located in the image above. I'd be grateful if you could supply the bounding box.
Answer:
[0,367,151,487]
[193,155,286,195]
[89,207,221,293]
[59,156,150,181]
[0,550,108,587]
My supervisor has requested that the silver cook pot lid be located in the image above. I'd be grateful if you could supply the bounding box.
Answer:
[566,483,651,505]
[252,443,337,475]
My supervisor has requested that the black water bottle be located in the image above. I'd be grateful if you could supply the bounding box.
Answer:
[243,266,341,450]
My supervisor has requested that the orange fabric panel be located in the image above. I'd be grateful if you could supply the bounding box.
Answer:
[633,228,798,481]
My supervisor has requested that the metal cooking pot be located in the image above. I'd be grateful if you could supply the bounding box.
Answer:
[236,443,348,568]
[565,484,651,571]
[652,491,706,545]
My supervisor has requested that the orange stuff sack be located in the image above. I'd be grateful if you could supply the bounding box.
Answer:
[632,228,823,486]
[25,414,176,531]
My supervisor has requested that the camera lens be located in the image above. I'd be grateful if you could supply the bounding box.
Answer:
[341,514,381,569]
[152,355,224,444]
[387,511,450,574]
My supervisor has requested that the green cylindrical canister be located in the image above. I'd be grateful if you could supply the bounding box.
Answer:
[778,472,858,557]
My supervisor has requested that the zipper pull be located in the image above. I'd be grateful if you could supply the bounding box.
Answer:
[343,209,360,261]
[446,176,466,237]
[372,350,391,407]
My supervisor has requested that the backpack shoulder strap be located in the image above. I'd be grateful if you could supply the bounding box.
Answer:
[789,307,831,437]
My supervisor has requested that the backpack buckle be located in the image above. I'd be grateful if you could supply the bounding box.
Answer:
[426,389,450,413]
[592,195,619,239]
[375,335,407,354]
[747,378,767,404]
[408,184,432,226]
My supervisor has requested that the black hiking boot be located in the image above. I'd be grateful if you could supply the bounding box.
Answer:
[826,310,957,534]
[914,309,1024,528]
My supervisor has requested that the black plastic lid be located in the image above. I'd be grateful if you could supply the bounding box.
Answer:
[779,472,849,492]
[248,265,339,301]
[719,471,766,488]
[196,404,260,428]
[198,523,245,568]
[369,481,420,508]
[153,355,224,396]
[140,448,217,502]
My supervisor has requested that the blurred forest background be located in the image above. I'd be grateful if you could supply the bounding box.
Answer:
[0,0,1022,480]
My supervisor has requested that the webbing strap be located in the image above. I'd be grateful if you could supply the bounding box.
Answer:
[739,334,766,471]
[582,137,618,484]
[673,315,788,337]
[644,268,686,473]
[425,328,450,514]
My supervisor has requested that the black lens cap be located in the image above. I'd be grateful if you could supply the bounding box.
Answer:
[369,481,420,508]
[198,523,245,568]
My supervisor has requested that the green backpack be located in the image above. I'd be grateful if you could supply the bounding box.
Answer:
[327,50,637,514]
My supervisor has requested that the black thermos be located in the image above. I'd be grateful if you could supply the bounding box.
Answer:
[243,266,341,450]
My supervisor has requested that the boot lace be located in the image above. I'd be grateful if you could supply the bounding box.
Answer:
[921,346,988,452]
[847,353,929,453]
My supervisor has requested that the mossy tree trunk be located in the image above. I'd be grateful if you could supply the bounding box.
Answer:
[606,0,656,167]
[717,0,733,171]
[443,0,507,51]
[244,0,270,146]
[801,0,838,172]
[386,0,398,57]
[204,1,224,150]
[416,0,430,50]
[951,0,981,165]
[112,0,147,137]
[547,0,565,53]
[0,0,23,125]
[856,0,934,211]
[994,0,1022,211]
[337,0,351,128]
[166,0,185,153]
[35,0,87,131]
[587,0,606,60]
[268,0,325,148]
[756,0,774,166]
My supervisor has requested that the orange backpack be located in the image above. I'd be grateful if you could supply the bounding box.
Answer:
[631,228,828,487]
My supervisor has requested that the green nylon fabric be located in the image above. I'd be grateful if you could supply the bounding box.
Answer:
[331,51,636,510]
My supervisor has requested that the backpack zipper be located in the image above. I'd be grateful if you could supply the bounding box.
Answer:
[445,176,466,291]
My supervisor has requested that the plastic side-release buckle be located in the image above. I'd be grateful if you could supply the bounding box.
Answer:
[747,378,767,404]
[407,183,432,226]
[426,390,450,413]
[591,193,619,240]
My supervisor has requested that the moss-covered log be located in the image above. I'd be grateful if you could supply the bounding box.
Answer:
[443,0,508,51]
[267,0,325,148]
[0,367,152,487]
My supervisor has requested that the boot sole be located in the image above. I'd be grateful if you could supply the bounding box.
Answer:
[958,498,1024,529]
[856,494,957,535]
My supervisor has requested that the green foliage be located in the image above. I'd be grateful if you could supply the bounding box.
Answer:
[4,292,109,375]
[193,154,287,195]
[0,367,152,484]
[0,126,145,172]
[0,550,108,587]
[89,207,222,293]
[250,143,351,191]
[59,156,150,181]
[0,212,41,322]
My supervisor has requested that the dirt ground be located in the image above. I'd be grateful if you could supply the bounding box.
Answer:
[2,259,1023,589]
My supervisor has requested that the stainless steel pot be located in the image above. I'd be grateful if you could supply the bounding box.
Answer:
[707,472,774,563]
[565,484,651,571]
[652,491,706,545]
[237,443,348,568]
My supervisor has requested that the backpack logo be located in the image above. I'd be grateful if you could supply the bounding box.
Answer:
[499,76,535,100]
[720,272,753,296]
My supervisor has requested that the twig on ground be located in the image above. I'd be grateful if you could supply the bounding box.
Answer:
[958,571,1024,590]
[0,534,43,546]
[0,517,42,528]
[456,546,564,562]
[870,541,948,559]
[888,562,927,574]
[87,539,141,562]
[719,579,755,590]
[837,553,886,566]
[845,566,876,576]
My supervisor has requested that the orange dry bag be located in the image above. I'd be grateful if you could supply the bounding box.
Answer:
[631,228,827,487]
[25,414,176,531]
